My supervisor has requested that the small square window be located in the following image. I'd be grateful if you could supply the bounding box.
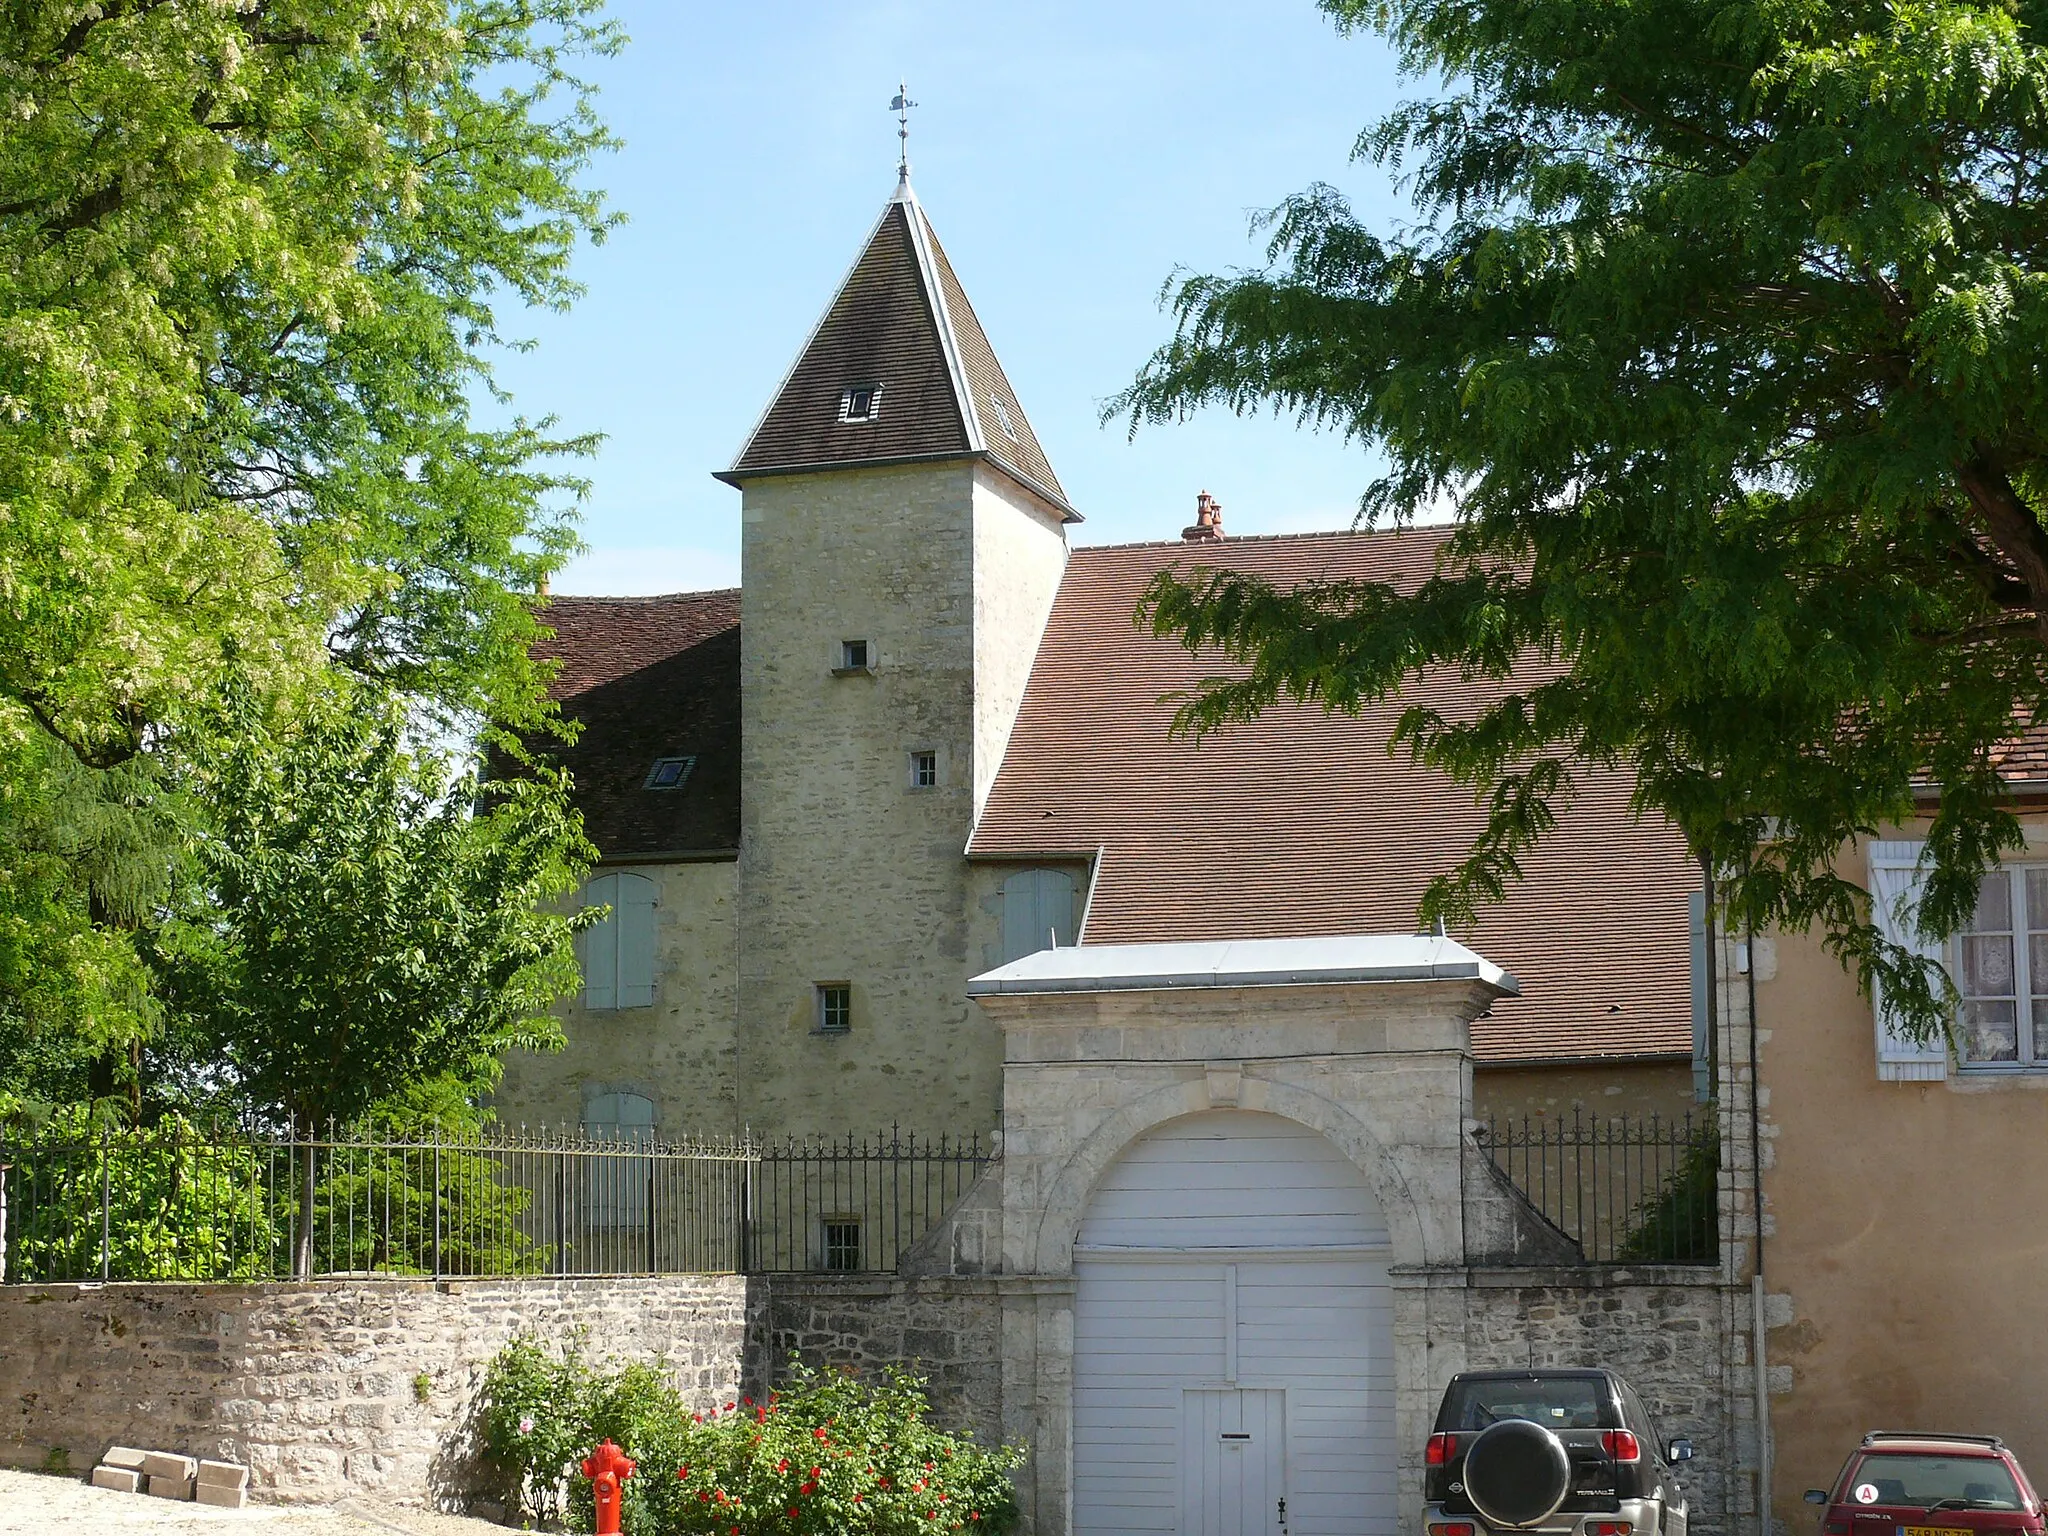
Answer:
[989,394,1018,441]
[839,383,882,423]
[822,1218,862,1272]
[837,639,871,673]
[815,983,851,1035]
[643,755,696,790]
[910,750,937,789]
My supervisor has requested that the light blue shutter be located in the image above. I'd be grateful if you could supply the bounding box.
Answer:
[1003,870,1076,961]
[1866,839,1949,1081]
[581,873,619,1010]
[615,872,658,1007]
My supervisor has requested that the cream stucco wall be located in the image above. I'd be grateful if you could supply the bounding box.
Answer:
[493,858,740,1133]
[969,465,1068,819]
[733,461,1065,1140]
[1759,819,2048,1528]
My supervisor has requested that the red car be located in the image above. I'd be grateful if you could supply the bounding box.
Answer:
[1807,1434,2045,1536]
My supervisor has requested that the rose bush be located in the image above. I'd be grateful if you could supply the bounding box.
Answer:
[478,1336,1025,1535]
[632,1359,1025,1536]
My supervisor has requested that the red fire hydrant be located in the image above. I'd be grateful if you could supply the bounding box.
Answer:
[581,1439,636,1536]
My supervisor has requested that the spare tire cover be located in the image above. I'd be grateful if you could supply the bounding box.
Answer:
[1463,1418,1573,1528]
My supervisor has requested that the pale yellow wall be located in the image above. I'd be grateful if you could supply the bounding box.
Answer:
[1759,820,2048,1527]
[969,465,1068,819]
[734,461,1063,1141]
[493,858,741,1134]
[1472,1060,1699,1125]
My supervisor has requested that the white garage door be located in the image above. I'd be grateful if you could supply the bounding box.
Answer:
[1073,1111,1396,1536]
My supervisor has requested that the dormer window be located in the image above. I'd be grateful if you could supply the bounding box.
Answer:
[989,394,1018,440]
[644,755,696,790]
[839,383,882,423]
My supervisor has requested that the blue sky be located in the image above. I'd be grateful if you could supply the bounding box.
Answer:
[497,1,1415,595]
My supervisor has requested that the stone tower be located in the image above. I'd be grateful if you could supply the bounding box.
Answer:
[715,174,1077,1138]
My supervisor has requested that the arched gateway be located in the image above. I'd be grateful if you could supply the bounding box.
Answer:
[1071,1110,1397,1536]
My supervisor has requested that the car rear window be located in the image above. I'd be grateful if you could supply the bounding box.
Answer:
[1845,1455,2023,1510]
[1439,1378,1610,1431]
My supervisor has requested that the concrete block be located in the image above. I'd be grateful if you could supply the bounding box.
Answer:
[195,1483,247,1509]
[146,1475,196,1501]
[197,1460,250,1490]
[101,1446,149,1472]
[140,1451,197,1481]
[90,1466,141,1494]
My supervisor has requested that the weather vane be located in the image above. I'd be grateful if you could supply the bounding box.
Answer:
[891,82,917,185]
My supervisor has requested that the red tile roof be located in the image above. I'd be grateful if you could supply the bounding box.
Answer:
[969,529,1699,1063]
[533,591,741,860]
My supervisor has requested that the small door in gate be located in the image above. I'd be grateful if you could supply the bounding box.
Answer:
[1182,1388,1287,1536]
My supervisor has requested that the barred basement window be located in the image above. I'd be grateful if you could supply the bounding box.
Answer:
[815,983,852,1035]
[821,1218,862,1272]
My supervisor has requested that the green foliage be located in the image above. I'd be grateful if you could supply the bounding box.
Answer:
[1115,0,2048,1039]
[2,1106,283,1282]
[1617,1121,1721,1265]
[479,1334,689,1529]
[156,676,592,1132]
[636,1359,1024,1536]
[0,0,620,768]
[476,1343,1026,1536]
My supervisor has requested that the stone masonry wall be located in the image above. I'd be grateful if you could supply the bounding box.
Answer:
[751,1276,1006,1450]
[0,1277,752,1509]
[1406,1268,1743,1536]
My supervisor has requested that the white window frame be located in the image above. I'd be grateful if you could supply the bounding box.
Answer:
[909,749,937,790]
[814,982,852,1035]
[1952,862,2048,1070]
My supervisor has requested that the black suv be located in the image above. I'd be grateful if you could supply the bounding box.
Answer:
[1424,1370,1695,1536]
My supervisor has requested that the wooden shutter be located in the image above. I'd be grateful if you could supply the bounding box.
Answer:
[1866,839,1949,1081]
[1003,869,1076,962]
[581,873,619,1010]
[615,872,658,1008]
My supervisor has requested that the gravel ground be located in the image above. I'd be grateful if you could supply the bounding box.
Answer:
[0,1469,516,1536]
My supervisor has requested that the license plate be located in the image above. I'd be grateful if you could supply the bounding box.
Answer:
[1900,1525,1972,1536]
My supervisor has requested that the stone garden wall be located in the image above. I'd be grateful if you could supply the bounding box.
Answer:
[0,1277,754,1509]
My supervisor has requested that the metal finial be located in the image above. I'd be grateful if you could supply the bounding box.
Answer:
[891,82,918,186]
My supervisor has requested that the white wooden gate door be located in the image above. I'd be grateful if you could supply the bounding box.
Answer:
[1182,1388,1287,1536]
[1071,1111,1396,1536]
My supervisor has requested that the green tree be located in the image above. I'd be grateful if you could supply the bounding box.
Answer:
[0,0,618,1086]
[1117,0,2048,1035]
[0,0,618,768]
[158,679,592,1139]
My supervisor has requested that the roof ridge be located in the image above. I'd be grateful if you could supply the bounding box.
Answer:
[1074,524,1454,555]
[543,588,741,605]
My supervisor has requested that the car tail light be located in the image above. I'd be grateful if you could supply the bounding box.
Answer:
[1430,1523,1476,1536]
[1601,1430,1642,1462]
[1587,1523,1634,1536]
[1426,1433,1457,1467]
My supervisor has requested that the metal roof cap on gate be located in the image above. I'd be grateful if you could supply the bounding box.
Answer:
[965,933,1519,997]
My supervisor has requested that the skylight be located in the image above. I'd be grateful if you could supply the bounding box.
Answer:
[990,394,1018,440]
[644,756,696,790]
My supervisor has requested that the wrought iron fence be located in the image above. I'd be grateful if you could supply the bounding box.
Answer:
[744,1128,992,1274]
[1474,1108,1720,1265]
[0,1122,993,1284]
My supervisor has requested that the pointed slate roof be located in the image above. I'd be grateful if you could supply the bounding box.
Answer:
[718,179,1078,520]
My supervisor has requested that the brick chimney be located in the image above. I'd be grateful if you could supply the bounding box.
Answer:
[1182,490,1224,542]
